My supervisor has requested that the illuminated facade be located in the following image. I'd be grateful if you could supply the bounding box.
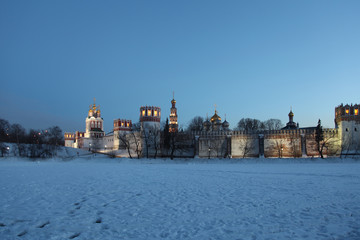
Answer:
[85,99,105,139]
[335,104,360,155]
[140,106,161,129]
[65,99,359,158]
[169,94,178,132]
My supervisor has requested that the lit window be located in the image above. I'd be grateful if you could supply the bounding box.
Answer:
[121,122,124,126]
[346,109,349,114]
[142,110,145,116]
[148,110,151,116]
[154,110,157,116]
[127,123,130,127]
[355,109,358,115]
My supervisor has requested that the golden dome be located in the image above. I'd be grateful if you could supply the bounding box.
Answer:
[289,110,294,117]
[210,110,222,123]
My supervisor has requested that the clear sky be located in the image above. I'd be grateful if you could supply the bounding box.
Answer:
[1,0,359,133]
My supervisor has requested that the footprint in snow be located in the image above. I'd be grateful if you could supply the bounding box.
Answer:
[37,221,50,228]
[69,232,81,239]
[17,230,27,237]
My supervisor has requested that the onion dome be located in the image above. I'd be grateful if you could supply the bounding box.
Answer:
[210,111,222,123]
[288,110,294,117]
[222,120,230,129]
[203,119,211,127]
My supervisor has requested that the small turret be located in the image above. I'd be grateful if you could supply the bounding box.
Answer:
[282,107,298,130]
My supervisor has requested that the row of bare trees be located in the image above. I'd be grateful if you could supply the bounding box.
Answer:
[116,118,194,159]
[185,116,284,132]
[0,118,63,158]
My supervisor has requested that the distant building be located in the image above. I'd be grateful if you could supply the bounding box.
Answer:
[65,98,359,158]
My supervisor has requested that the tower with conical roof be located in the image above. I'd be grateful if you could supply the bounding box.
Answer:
[169,92,178,133]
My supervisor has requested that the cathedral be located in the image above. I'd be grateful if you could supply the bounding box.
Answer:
[65,98,360,158]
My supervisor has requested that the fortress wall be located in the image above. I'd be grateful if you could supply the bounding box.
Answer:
[305,129,341,157]
[198,136,229,158]
[339,121,360,154]
[264,133,302,158]
[231,135,259,158]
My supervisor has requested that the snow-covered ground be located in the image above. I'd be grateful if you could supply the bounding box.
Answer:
[0,157,359,240]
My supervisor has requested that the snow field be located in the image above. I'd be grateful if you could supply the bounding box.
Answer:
[0,159,359,239]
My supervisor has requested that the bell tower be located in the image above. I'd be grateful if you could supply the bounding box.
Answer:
[169,92,178,132]
[85,98,105,138]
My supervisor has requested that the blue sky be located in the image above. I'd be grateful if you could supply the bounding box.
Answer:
[1,0,359,132]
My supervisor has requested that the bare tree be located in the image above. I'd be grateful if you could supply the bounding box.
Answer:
[264,119,283,131]
[236,118,265,132]
[0,142,9,157]
[130,123,142,159]
[147,125,161,158]
[141,127,150,158]
[9,124,26,156]
[91,138,102,153]
[186,116,204,132]
[166,131,194,159]
[274,139,284,158]
[239,137,256,158]
[208,138,228,158]
[117,132,133,158]
[0,119,10,142]
[289,134,301,158]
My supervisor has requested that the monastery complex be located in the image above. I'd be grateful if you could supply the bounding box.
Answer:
[65,98,360,158]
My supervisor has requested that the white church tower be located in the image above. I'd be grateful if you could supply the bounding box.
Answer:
[85,98,105,139]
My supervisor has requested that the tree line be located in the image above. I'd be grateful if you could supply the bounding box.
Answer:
[186,116,284,132]
[0,118,64,158]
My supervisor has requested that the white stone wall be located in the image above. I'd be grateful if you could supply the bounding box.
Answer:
[231,135,259,158]
[103,135,114,150]
[198,137,229,158]
[64,140,74,148]
[340,121,360,154]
